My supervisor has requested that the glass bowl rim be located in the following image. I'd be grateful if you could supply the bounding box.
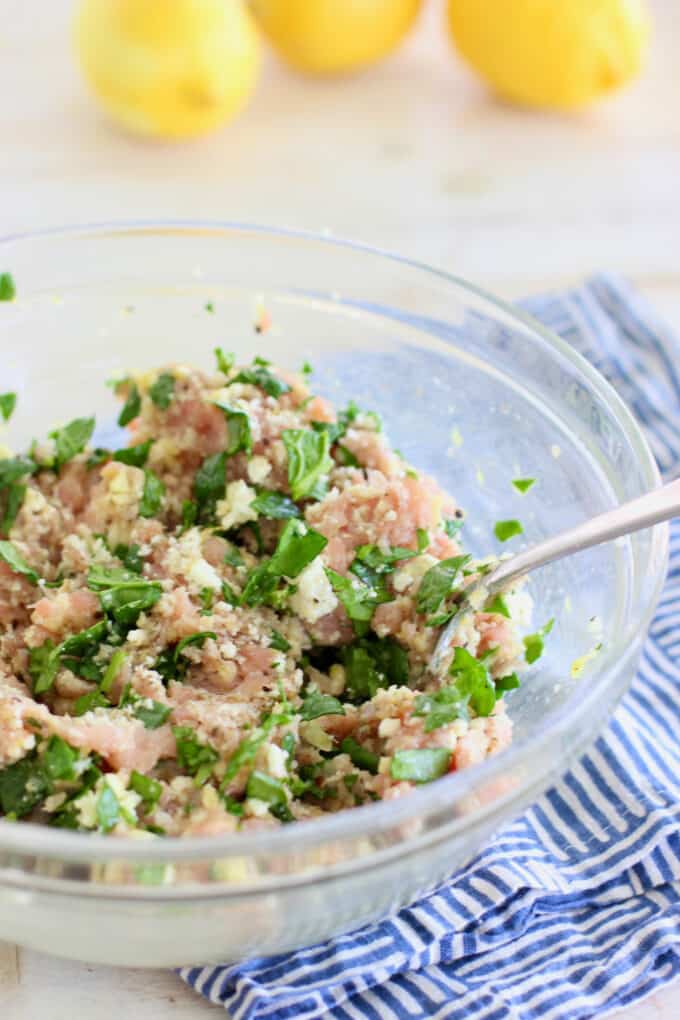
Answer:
[0,219,668,866]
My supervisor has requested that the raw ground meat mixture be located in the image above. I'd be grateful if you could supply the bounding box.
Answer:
[0,353,537,838]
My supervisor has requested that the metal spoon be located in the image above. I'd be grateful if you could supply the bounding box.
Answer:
[429,477,680,677]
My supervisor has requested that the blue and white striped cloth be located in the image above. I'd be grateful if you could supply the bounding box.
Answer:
[180,276,680,1020]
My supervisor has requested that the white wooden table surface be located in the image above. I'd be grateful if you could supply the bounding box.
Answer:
[1,1,679,1016]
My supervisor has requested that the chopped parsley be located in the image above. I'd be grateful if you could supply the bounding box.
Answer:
[194,451,227,523]
[416,529,429,552]
[326,567,390,636]
[149,373,175,410]
[512,478,536,494]
[300,691,345,721]
[73,689,110,716]
[390,748,450,783]
[129,770,162,806]
[131,700,172,730]
[214,348,235,375]
[49,417,96,469]
[340,737,379,774]
[282,429,333,501]
[214,402,252,456]
[494,519,524,542]
[100,648,126,694]
[96,783,121,832]
[0,753,51,817]
[486,594,510,618]
[0,540,39,584]
[0,457,36,536]
[269,629,291,652]
[413,686,469,732]
[448,646,497,717]
[232,363,290,398]
[87,566,162,628]
[0,393,16,423]
[173,726,218,784]
[139,470,165,518]
[416,555,471,621]
[524,618,555,664]
[117,382,141,427]
[341,636,409,703]
[0,273,16,302]
[250,489,300,520]
[443,516,464,538]
[246,770,287,806]
[113,439,153,468]
[114,542,144,574]
[155,631,216,683]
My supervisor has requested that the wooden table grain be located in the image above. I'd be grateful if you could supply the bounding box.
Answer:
[1,0,678,1016]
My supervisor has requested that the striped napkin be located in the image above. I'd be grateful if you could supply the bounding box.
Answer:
[180,275,680,1020]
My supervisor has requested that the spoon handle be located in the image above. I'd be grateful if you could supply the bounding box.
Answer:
[486,477,680,594]
[429,478,679,679]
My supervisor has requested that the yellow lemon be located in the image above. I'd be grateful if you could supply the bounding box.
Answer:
[74,0,261,139]
[446,0,651,111]
[251,0,423,75]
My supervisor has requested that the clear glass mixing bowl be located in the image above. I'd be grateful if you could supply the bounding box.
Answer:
[0,223,667,967]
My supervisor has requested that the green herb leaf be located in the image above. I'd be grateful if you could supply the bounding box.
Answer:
[29,640,61,695]
[342,636,409,703]
[250,489,300,520]
[340,737,379,774]
[155,631,216,683]
[114,542,144,574]
[100,649,126,694]
[512,478,536,494]
[0,540,39,584]
[495,672,520,693]
[486,594,510,618]
[149,373,175,410]
[0,393,16,423]
[194,451,227,523]
[88,569,162,628]
[417,528,430,553]
[97,783,121,832]
[300,691,346,721]
[413,686,470,732]
[214,348,235,375]
[232,364,290,398]
[246,770,287,805]
[268,519,327,578]
[0,754,49,817]
[133,700,171,730]
[49,417,96,469]
[173,725,218,780]
[181,500,198,532]
[139,470,165,518]
[214,402,252,457]
[43,736,78,781]
[335,445,359,467]
[129,770,162,805]
[86,448,110,469]
[443,516,464,538]
[0,482,26,535]
[223,543,243,568]
[494,519,524,542]
[0,273,16,302]
[0,457,36,487]
[449,646,497,717]
[282,429,333,501]
[269,629,291,652]
[117,382,141,427]
[113,439,153,468]
[326,568,388,636]
[73,689,110,716]
[524,618,555,664]
[390,748,451,783]
[416,555,471,616]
